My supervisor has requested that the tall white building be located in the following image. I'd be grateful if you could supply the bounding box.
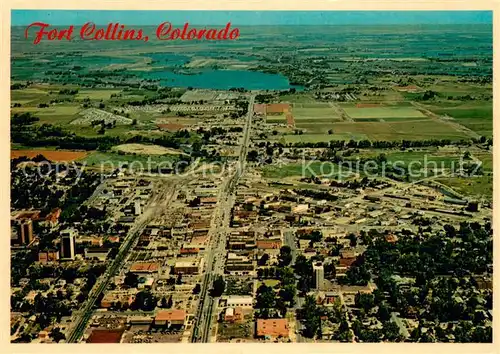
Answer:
[134,200,142,216]
[60,228,77,260]
[313,262,324,290]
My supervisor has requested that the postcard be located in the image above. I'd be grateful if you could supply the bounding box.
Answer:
[2,1,497,352]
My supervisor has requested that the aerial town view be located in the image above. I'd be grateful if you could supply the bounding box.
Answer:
[9,10,493,343]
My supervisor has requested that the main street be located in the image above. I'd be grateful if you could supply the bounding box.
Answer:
[191,95,254,343]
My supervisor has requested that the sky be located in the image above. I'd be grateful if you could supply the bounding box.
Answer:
[11,10,493,26]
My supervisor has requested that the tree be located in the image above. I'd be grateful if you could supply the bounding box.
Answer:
[247,150,259,162]
[348,233,358,247]
[258,253,270,266]
[278,246,292,267]
[255,285,276,309]
[278,284,296,306]
[355,292,375,313]
[193,284,201,294]
[124,272,138,288]
[382,321,403,342]
[299,295,321,338]
[133,290,156,311]
[210,276,225,297]
[377,302,391,322]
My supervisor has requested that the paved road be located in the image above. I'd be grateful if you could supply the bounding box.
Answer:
[191,95,255,343]
[283,229,297,264]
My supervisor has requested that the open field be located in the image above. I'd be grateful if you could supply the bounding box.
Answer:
[435,175,493,199]
[293,107,341,123]
[261,161,342,179]
[11,105,81,124]
[281,119,470,142]
[475,152,493,172]
[423,102,493,137]
[342,106,427,119]
[294,123,342,134]
[266,114,287,124]
[325,121,469,141]
[11,149,89,161]
[383,151,463,169]
[111,143,187,156]
[75,89,121,100]
[281,132,367,143]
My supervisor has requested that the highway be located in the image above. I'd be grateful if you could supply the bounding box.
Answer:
[66,179,181,342]
[191,95,254,342]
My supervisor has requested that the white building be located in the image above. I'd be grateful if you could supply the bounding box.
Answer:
[134,200,142,216]
[313,262,324,290]
[221,295,253,308]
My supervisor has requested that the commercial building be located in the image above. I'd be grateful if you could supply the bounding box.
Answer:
[256,319,289,339]
[224,307,243,323]
[84,247,111,261]
[220,295,253,308]
[60,228,77,260]
[129,262,160,274]
[11,219,34,246]
[313,262,324,290]
[173,259,202,275]
[154,310,186,329]
[225,252,255,275]
[38,250,59,264]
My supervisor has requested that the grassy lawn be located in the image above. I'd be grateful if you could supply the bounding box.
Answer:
[261,279,280,287]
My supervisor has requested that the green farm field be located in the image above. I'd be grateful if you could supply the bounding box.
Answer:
[342,106,427,119]
[284,120,470,142]
[423,102,493,137]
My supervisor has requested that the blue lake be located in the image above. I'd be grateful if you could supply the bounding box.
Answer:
[143,69,302,90]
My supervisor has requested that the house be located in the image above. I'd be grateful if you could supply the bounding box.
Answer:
[256,319,289,339]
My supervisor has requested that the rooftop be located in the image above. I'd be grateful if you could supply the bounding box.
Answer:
[256,319,289,338]
[155,310,186,322]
